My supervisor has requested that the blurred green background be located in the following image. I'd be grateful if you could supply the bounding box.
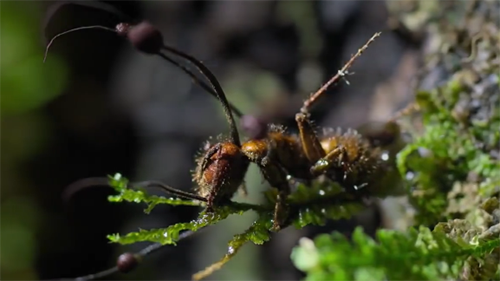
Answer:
[1,2,67,279]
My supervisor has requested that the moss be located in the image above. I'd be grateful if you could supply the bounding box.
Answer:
[291,225,499,281]
[293,1,500,280]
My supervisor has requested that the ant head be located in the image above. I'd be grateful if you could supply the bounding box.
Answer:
[193,140,250,206]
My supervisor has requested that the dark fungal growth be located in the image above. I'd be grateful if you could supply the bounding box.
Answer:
[116,22,164,54]
[116,253,140,273]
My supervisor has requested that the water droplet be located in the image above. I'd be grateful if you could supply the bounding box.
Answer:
[354,183,368,190]
[228,246,234,254]
[318,159,328,166]
[381,152,389,161]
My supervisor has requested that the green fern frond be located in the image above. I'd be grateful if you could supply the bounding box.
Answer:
[192,214,273,280]
[291,224,500,281]
[287,182,368,228]
[104,172,372,279]
[107,203,254,245]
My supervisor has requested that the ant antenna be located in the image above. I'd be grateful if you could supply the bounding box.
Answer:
[43,22,244,121]
[47,229,201,281]
[300,32,381,114]
[63,177,207,204]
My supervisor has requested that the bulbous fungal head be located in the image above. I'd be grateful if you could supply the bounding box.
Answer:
[116,21,163,54]
[194,141,249,206]
[117,252,140,273]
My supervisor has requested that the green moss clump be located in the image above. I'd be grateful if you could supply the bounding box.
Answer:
[293,1,500,280]
[291,225,499,281]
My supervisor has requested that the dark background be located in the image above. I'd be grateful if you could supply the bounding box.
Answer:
[1,1,418,280]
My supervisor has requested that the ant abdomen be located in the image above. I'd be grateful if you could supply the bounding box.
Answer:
[318,128,383,192]
[357,121,403,149]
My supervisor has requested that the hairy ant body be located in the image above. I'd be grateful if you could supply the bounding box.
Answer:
[46,19,415,279]
[190,32,390,230]
[48,22,402,231]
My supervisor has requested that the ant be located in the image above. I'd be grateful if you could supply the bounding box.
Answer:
[46,20,416,280]
[45,21,415,229]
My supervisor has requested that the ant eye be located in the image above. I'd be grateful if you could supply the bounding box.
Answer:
[117,252,140,273]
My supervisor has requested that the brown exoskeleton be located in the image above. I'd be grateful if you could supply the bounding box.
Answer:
[45,19,416,280]
[187,32,394,231]
[49,22,401,233]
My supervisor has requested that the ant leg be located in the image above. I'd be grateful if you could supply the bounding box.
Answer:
[259,139,292,231]
[270,171,291,232]
[300,32,381,113]
[295,113,326,163]
[259,162,291,231]
[310,145,349,179]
